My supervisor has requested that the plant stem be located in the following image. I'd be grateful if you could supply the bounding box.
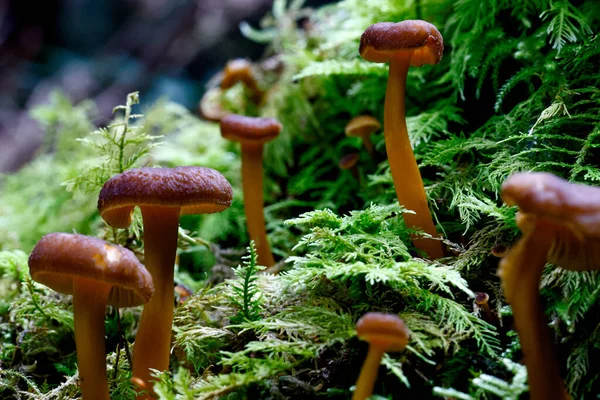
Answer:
[499,228,570,400]
[240,143,276,267]
[352,346,385,400]
[132,206,180,399]
[72,277,111,400]
[385,54,444,259]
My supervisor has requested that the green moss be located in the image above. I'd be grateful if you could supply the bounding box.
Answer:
[2,0,600,398]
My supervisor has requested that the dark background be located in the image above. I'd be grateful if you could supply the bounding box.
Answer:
[0,0,332,172]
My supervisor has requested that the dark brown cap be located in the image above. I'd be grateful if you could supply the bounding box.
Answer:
[475,292,489,305]
[220,114,282,144]
[359,20,443,66]
[29,233,154,307]
[345,116,381,138]
[502,172,600,270]
[98,166,233,229]
[490,243,508,258]
[339,153,360,170]
[356,312,409,351]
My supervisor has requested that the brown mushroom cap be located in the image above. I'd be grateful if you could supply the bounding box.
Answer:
[475,292,489,306]
[339,153,360,170]
[345,115,381,138]
[98,166,233,229]
[491,243,508,258]
[29,233,153,307]
[356,312,409,351]
[359,20,443,66]
[220,114,282,144]
[221,59,256,90]
[502,172,600,270]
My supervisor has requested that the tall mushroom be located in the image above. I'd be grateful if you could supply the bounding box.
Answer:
[28,233,154,400]
[499,171,600,400]
[359,20,444,259]
[353,312,409,400]
[220,114,281,267]
[98,166,233,397]
[345,115,381,157]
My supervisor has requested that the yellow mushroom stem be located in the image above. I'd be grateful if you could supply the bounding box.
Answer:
[132,206,180,399]
[385,53,444,259]
[352,345,385,400]
[72,276,111,400]
[499,224,570,400]
[240,142,276,267]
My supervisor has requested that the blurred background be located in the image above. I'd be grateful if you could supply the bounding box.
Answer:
[0,0,332,172]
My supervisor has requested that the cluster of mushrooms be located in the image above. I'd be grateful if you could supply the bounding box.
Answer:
[25,17,591,400]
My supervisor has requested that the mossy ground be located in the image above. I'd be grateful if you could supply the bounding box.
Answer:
[1,0,600,398]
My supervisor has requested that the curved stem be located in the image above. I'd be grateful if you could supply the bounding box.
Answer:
[133,206,180,398]
[241,144,276,267]
[499,229,570,400]
[352,346,385,400]
[73,277,111,400]
[385,55,443,259]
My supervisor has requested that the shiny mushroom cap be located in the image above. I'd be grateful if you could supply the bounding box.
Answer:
[345,115,381,138]
[502,172,600,270]
[220,114,282,145]
[339,153,360,170]
[98,166,234,229]
[29,233,154,307]
[221,59,258,90]
[356,312,409,351]
[359,20,443,66]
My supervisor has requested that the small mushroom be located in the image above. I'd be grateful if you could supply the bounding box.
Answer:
[359,20,444,259]
[199,87,229,122]
[220,114,281,267]
[98,166,233,396]
[345,115,381,157]
[339,153,361,181]
[474,292,496,324]
[498,171,600,400]
[491,243,508,258]
[353,312,409,400]
[221,58,264,105]
[28,233,154,400]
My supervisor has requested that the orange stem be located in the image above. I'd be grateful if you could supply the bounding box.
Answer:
[499,229,570,400]
[72,277,111,400]
[241,143,276,267]
[133,206,181,399]
[385,54,443,259]
[352,346,385,400]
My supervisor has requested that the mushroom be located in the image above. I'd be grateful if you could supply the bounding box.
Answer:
[220,114,281,267]
[98,166,233,396]
[353,312,409,400]
[28,233,154,400]
[345,115,381,157]
[474,292,496,324]
[339,153,361,182]
[491,243,509,258]
[221,58,264,105]
[199,87,229,122]
[498,171,600,400]
[359,20,444,259]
